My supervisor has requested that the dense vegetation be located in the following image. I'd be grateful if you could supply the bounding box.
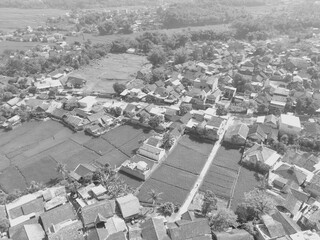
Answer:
[0,0,159,9]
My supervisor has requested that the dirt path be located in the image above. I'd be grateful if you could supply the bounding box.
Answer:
[172,116,234,221]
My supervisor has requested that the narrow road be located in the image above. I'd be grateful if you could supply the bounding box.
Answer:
[172,116,234,221]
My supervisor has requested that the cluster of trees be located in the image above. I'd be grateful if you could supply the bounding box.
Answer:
[158,2,247,29]
[0,0,159,9]
[231,2,320,40]
[241,159,270,175]
[0,41,110,77]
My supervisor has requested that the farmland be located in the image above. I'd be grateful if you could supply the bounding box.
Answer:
[72,54,148,93]
[138,135,214,205]
[0,122,152,193]
[0,8,67,32]
[200,145,259,208]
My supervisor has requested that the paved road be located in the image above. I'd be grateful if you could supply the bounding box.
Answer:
[172,116,234,221]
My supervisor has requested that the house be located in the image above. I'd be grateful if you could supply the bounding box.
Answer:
[105,216,127,235]
[256,115,278,128]
[305,174,320,198]
[40,203,77,234]
[281,151,320,173]
[74,164,96,178]
[167,218,211,240]
[120,155,154,181]
[206,89,222,105]
[298,201,320,231]
[138,136,166,161]
[290,231,320,240]
[212,229,253,240]
[224,123,249,145]
[256,215,286,240]
[273,163,308,187]
[48,220,84,240]
[65,76,86,88]
[242,144,281,168]
[116,194,140,220]
[224,86,237,99]
[279,114,302,135]
[11,224,45,240]
[141,218,170,240]
[248,124,267,143]
[81,200,115,228]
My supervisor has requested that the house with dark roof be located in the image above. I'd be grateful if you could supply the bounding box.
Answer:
[66,76,86,88]
[74,164,96,178]
[40,203,77,234]
[116,194,140,220]
[305,174,320,198]
[212,229,253,240]
[224,123,249,145]
[167,218,211,240]
[80,200,115,228]
[248,124,267,143]
[273,163,308,186]
[256,215,286,240]
[141,218,170,240]
[298,202,320,231]
[48,220,84,240]
[11,223,45,240]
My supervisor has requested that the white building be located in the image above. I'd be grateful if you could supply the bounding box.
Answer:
[279,114,302,135]
[138,136,166,161]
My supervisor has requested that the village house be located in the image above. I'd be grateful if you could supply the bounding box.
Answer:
[224,123,249,145]
[65,76,86,88]
[116,194,141,220]
[256,215,286,240]
[120,155,154,181]
[138,136,166,161]
[279,114,302,135]
[242,143,281,168]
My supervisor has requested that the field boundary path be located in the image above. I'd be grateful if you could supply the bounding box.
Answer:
[173,116,234,221]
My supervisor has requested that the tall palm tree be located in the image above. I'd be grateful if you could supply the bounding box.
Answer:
[56,162,67,180]
[148,189,163,206]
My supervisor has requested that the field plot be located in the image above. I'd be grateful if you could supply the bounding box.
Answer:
[20,156,60,185]
[211,146,242,172]
[151,165,197,191]
[72,54,148,93]
[200,145,242,200]
[0,121,151,193]
[0,8,66,31]
[230,167,260,211]
[200,165,237,199]
[138,135,213,205]
[164,144,208,174]
[0,166,27,193]
[138,178,189,205]
[95,149,128,168]
[83,138,115,156]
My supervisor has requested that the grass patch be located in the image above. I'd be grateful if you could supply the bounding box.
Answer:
[165,144,208,175]
[20,156,60,185]
[95,149,129,168]
[83,138,115,156]
[0,166,27,193]
[151,164,197,191]
[138,178,189,205]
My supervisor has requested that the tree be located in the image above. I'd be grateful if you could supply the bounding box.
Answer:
[241,188,276,219]
[233,73,247,92]
[149,115,163,128]
[139,112,150,124]
[148,189,163,205]
[179,104,192,115]
[152,68,166,83]
[159,202,175,217]
[202,190,217,216]
[27,181,44,193]
[147,46,167,66]
[280,134,289,144]
[98,21,117,35]
[208,208,238,232]
[174,47,189,64]
[0,218,9,232]
[56,162,68,180]
[28,86,37,94]
[161,132,175,150]
[112,107,122,117]
[3,92,13,101]
[216,105,228,116]
[113,82,126,95]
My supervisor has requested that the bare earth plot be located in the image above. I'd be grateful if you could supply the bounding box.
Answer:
[72,54,148,93]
